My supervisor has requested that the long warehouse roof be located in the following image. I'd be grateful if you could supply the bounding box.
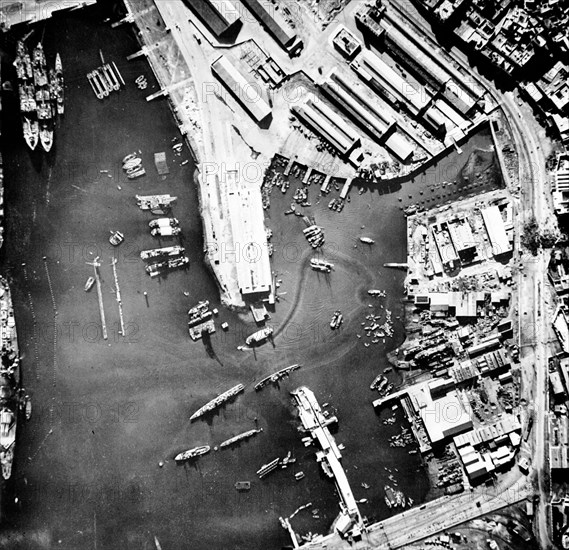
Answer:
[239,0,296,48]
[211,55,271,123]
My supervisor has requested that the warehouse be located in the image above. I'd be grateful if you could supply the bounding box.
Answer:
[291,97,361,156]
[211,55,272,124]
[355,50,432,115]
[240,0,297,51]
[321,70,414,163]
[186,0,242,38]
[226,170,272,296]
[481,205,512,257]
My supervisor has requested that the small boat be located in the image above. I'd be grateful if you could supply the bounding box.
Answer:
[235,481,251,491]
[150,226,181,238]
[361,482,370,489]
[84,276,95,291]
[149,217,179,229]
[360,237,375,245]
[245,326,273,346]
[122,152,138,163]
[295,472,305,481]
[24,396,32,421]
[123,158,142,170]
[330,310,343,329]
[127,167,146,179]
[109,230,124,246]
[310,258,334,273]
[174,445,210,462]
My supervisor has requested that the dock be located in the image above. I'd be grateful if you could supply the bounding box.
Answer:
[321,175,331,194]
[339,177,352,200]
[284,157,296,177]
[86,257,108,340]
[302,167,312,185]
[291,387,364,539]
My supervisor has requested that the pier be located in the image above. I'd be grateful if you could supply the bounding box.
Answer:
[321,175,331,194]
[111,258,125,337]
[291,387,364,539]
[383,262,408,270]
[339,177,352,200]
[86,257,107,340]
[302,167,312,185]
[284,157,296,177]
[372,387,407,409]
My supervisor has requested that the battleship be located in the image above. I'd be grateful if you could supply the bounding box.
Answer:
[174,445,210,462]
[245,326,273,346]
[190,384,245,421]
[254,364,302,391]
[140,245,185,261]
[219,428,263,449]
[0,277,20,480]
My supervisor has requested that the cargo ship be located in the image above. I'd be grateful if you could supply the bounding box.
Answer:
[254,364,301,391]
[0,277,20,480]
[245,326,273,346]
[174,445,210,462]
[219,428,263,449]
[140,246,185,261]
[190,384,245,421]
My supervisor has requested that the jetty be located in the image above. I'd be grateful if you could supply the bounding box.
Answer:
[291,387,364,539]
[383,262,408,270]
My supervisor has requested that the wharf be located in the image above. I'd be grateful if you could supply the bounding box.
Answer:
[372,387,407,409]
[339,178,352,200]
[321,175,332,194]
[291,387,364,539]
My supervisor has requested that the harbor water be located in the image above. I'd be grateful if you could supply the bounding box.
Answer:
[0,3,503,549]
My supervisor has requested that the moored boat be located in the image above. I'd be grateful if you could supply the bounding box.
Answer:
[219,428,263,449]
[174,445,210,462]
[190,384,245,421]
[245,326,273,347]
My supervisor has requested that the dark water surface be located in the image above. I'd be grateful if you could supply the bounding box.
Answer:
[0,4,502,549]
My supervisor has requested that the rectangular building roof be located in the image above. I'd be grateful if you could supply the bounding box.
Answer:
[211,55,271,123]
[240,0,296,48]
[187,0,241,37]
[481,205,512,256]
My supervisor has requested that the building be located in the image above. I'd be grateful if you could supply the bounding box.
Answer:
[552,153,569,216]
[550,371,566,398]
[239,0,298,52]
[291,97,361,157]
[226,169,272,296]
[186,0,242,38]
[320,69,414,162]
[211,55,272,123]
[332,26,362,59]
[481,205,512,257]
[408,384,473,445]
[447,218,477,263]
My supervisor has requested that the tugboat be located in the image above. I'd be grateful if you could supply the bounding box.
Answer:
[330,310,343,329]
[0,278,20,480]
[174,445,210,462]
[310,258,334,273]
[359,237,375,245]
[245,326,273,346]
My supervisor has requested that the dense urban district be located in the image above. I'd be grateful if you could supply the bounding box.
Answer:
[2,0,569,549]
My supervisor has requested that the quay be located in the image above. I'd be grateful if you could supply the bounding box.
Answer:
[291,387,364,540]
[339,178,352,200]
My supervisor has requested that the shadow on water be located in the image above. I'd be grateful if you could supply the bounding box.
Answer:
[201,330,222,366]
